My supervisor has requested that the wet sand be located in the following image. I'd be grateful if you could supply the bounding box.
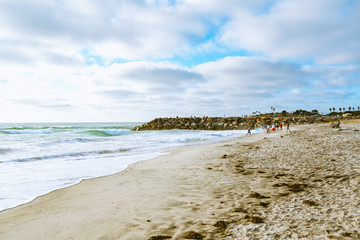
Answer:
[0,121,359,239]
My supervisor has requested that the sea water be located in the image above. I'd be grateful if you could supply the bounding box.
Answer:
[0,122,263,211]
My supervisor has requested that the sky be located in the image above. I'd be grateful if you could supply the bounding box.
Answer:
[0,0,359,122]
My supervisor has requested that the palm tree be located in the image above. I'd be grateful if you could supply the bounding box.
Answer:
[343,107,345,111]
[329,108,332,112]
[339,107,342,112]
[333,107,335,112]
[349,106,351,111]
[353,107,355,111]
[358,106,359,111]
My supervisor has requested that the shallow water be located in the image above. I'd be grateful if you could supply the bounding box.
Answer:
[0,122,262,211]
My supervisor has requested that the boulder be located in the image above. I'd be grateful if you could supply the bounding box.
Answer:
[190,122,197,129]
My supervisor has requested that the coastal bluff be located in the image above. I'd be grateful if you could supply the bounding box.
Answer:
[131,115,355,131]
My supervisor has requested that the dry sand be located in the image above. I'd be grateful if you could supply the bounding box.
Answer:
[0,121,359,240]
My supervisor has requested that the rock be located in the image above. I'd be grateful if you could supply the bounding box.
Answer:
[163,122,172,129]
[131,115,358,131]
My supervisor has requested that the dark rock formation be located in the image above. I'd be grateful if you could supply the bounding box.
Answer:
[132,115,359,131]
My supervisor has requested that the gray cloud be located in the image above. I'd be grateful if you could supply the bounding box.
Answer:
[0,48,32,64]
[194,57,310,92]
[43,52,83,66]
[107,62,205,94]
[121,68,203,89]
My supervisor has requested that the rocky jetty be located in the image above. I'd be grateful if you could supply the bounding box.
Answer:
[132,115,358,131]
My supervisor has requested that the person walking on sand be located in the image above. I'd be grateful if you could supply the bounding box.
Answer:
[272,124,276,133]
[266,124,270,134]
[335,120,341,129]
[280,122,283,130]
[246,126,251,136]
[286,122,291,133]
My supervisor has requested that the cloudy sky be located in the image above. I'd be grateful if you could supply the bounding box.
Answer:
[0,0,359,122]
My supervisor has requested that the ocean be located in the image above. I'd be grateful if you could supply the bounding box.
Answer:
[0,122,262,211]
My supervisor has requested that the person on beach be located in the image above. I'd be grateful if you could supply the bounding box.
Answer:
[266,124,270,134]
[286,122,291,132]
[246,126,251,136]
[272,124,276,133]
[280,122,283,130]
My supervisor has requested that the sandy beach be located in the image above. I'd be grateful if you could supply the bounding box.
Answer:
[0,121,359,240]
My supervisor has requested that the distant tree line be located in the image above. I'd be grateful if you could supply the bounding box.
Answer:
[329,106,359,112]
[251,106,360,117]
[282,109,320,116]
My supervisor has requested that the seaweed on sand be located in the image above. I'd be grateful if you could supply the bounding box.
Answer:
[287,183,308,192]
[148,235,172,240]
[302,200,318,206]
[259,202,270,207]
[249,192,270,199]
[184,231,203,239]
[214,221,227,232]
[245,215,265,224]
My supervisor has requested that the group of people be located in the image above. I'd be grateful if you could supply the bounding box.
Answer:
[265,122,291,134]
[246,122,291,136]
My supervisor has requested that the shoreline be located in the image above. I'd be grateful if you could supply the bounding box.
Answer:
[0,129,263,215]
[0,128,272,239]
[0,126,258,213]
[0,122,359,239]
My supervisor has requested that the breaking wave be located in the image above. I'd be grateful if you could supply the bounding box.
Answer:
[0,148,12,154]
[83,129,126,137]
[40,138,97,147]
[0,128,54,134]
[10,149,128,163]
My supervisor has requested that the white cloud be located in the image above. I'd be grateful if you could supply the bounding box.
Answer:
[0,0,359,121]
[0,54,358,121]
[194,56,309,91]
[219,0,360,64]
[1,0,359,64]
[0,0,210,61]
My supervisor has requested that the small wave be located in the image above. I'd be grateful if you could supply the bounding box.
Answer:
[0,128,54,134]
[0,148,12,154]
[83,129,125,137]
[40,138,97,147]
[178,137,203,143]
[11,149,128,163]
[72,138,95,142]
[1,127,25,130]
[51,126,82,130]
